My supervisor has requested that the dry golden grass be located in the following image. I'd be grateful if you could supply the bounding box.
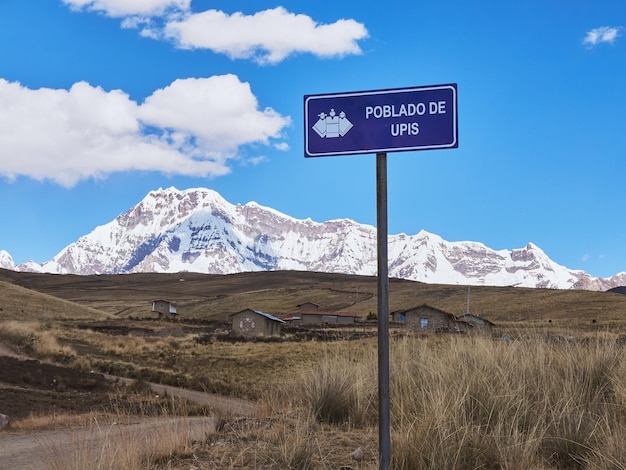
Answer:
[0,280,111,321]
[9,411,102,433]
[5,321,626,468]
[0,320,75,359]
[130,332,624,469]
[40,416,202,470]
[3,269,626,468]
[259,334,626,470]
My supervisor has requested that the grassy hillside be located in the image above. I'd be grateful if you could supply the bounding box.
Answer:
[0,280,111,321]
[1,268,626,329]
[2,268,625,469]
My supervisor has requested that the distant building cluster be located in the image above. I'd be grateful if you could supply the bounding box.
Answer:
[391,304,495,333]
[150,299,494,338]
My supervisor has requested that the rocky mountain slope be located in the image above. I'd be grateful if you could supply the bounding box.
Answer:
[5,187,626,290]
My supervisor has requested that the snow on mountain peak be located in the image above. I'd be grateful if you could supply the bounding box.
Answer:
[0,250,15,270]
[5,187,625,291]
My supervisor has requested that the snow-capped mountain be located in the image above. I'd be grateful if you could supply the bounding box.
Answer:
[0,250,14,270]
[5,187,626,290]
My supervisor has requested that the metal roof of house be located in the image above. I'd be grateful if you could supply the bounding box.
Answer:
[229,308,285,323]
[459,314,496,325]
[391,304,456,319]
[299,311,360,318]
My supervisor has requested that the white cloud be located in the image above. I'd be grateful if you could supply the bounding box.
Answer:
[164,7,369,64]
[63,1,368,64]
[247,156,268,166]
[140,75,290,154]
[583,26,622,47]
[120,16,148,29]
[582,253,608,263]
[120,17,161,39]
[62,0,190,18]
[0,76,290,187]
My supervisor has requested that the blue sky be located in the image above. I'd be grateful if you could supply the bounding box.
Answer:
[0,0,624,278]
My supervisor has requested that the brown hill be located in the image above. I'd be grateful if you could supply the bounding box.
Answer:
[608,286,626,296]
[2,268,626,329]
[0,279,111,321]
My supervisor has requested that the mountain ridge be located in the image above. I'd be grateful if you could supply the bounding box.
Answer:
[2,186,625,291]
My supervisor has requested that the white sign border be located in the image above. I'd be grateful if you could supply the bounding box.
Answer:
[304,84,458,157]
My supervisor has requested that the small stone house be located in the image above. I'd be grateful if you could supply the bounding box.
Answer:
[281,315,302,324]
[229,309,285,338]
[454,317,474,334]
[391,304,461,332]
[459,314,496,333]
[151,300,177,320]
[299,311,360,325]
[297,302,320,313]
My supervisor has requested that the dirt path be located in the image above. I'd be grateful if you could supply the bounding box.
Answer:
[0,343,259,469]
[0,416,214,470]
[0,342,25,359]
[103,374,258,416]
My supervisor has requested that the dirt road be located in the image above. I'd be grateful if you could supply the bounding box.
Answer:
[103,374,258,416]
[0,343,258,469]
[0,342,24,359]
[0,416,214,469]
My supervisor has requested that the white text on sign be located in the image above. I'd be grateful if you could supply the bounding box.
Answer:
[364,101,447,119]
[365,101,447,137]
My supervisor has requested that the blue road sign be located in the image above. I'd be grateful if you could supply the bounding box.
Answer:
[304,84,457,157]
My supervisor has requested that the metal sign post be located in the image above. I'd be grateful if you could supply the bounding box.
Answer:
[304,83,458,469]
[376,152,391,469]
